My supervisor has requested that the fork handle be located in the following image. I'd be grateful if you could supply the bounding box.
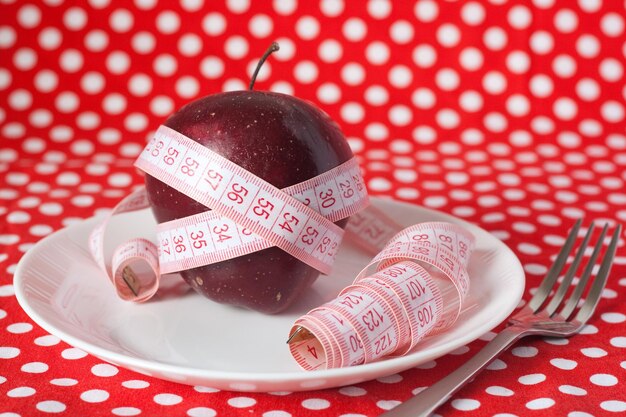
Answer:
[381,327,525,417]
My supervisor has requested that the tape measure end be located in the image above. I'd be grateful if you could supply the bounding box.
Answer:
[286,326,314,344]
[122,266,140,297]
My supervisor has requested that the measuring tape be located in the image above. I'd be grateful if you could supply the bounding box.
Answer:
[288,222,474,370]
[89,124,475,369]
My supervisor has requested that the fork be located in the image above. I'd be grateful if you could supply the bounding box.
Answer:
[381,220,622,417]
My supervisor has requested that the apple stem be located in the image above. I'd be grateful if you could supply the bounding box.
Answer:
[249,42,280,90]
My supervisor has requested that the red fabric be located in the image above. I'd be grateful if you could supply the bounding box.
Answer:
[1,0,625,416]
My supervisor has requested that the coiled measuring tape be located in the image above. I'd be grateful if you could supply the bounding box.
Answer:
[89,124,475,369]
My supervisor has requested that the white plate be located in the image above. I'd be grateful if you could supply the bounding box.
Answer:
[15,197,524,392]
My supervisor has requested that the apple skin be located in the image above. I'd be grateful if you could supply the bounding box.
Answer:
[145,90,354,313]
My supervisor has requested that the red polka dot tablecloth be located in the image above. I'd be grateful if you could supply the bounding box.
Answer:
[1,0,626,416]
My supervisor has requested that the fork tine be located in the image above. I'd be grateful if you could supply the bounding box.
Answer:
[560,223,609,320]
[574,224,621,324]
[545,223,595,316]
[528,219,582,312]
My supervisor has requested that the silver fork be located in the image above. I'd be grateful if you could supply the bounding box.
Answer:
[381,220,622,417]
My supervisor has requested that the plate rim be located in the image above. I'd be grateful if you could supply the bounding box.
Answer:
[14,197,525,389]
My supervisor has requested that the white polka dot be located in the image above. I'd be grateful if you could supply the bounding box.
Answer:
[343,18,367,41]
[553,55,577,78]
[484,27,508,50]
[483,71,507,94]
[112,407,142,416]
[388,105,412,126]
[14,47,38,71]
[6,211,31,224]
[225,397,256,408]
[601,13,624,37]
[599,58,623,82]
[80,72,106,95]
[341,102,365,123]
[486,386,514,396]
[611,336,626,347]
[37,400,66,413]
[600,401,626,413]
[553,97,577,120]
[506,94,530,117]
[581,347,607,358]
[578,0,602,13]
[339,386,367,397]
[176,76,200,99]
[130,31,155,55]
[222,78,247,92]
[317,83,341,104]
[81,389,110,403]
[451,399,480,411]
[519,373,546,385]
[508,5,532,29]
[302,399,330,410]
[602,101,625,123]
[412,44,436,68]
[84,29,108,52]
[461,2,485,26]
[590,373,618,386]
[0,286,16,298]
[388,65,413,88]
[576,34,600,58]
[154,393,183,405]
[341,62,365,86]
[153,54,178,77]
[576,78,600,101]
[365,41,389,65]
[55,91,81,114]
[106,51,131,74]
[50,378,78,386]
[550,358,577,370]
[92,363,118,377]
[226,0,250,13]
[38,27,62,50]
[554,9,578,33]
[412,88,436,109]
[296,15,319,40]
[294,60,318,84]
[34,70,58,93]
[389,20,413,44]
[122,380,150,389]
[316,40,343,64]
[436,109,460,129]
[21,362,48,374]
[559,385,587,396]
[459,47,483,71]
[435,68,459,91]
[187,407,217,417]
[414,0,438,22]
[365,85,389,106]
[526,398,555,410]
[530,31,553,55]
[457,90,483,113]
[35,334,60,345]
[320,0,343,17]
[262,411,291,417]
[29,224,53,237]
[199,56,224,80]
[437,24,461,47]
[248,14,273,38]
[63,7,87,31]
[156,10,180,34]
[484,112,508,133]
[8,386,36,397]
[109,9,134,33]
[194,386,220,393]
[202,12,226,36]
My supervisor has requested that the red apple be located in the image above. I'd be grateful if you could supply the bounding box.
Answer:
[145,44,354,313]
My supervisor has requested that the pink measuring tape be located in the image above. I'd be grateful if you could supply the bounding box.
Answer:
[89,124,475,369]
